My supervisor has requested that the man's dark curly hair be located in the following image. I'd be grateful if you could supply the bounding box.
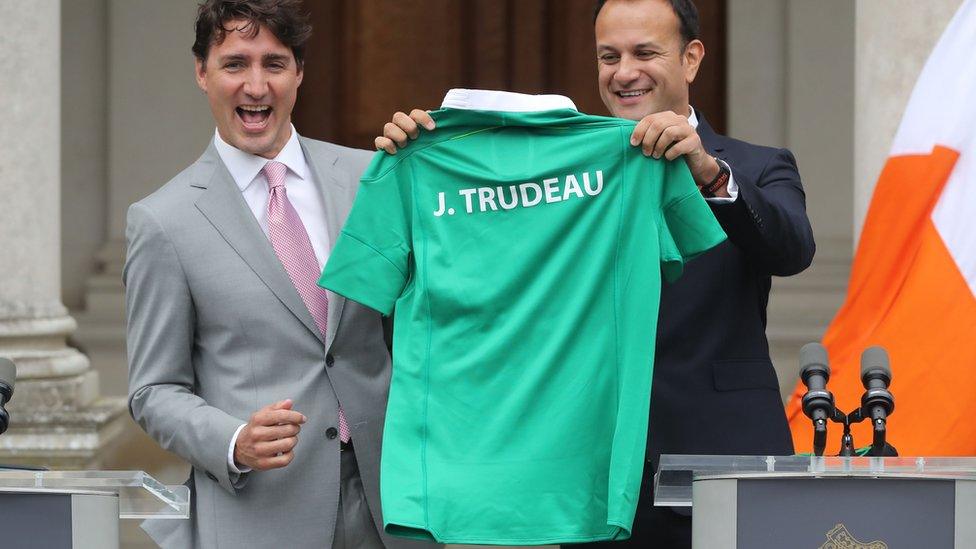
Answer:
[192,0,312,68]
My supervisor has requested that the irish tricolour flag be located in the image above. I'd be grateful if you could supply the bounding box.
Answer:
[787,0,976,455]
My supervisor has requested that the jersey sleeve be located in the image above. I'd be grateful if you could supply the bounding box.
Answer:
[319,157,413,316]
[657,160,728,282]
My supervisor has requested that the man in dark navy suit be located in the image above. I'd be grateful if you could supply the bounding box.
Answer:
[586,2,814,547]
[375,1,815,547]
[593,2,817,546]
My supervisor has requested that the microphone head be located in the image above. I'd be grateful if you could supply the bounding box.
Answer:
[799,342,830,381]
[0,358,15,393]
[860,346,891,382]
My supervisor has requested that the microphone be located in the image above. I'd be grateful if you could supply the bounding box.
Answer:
[859,346,896,455]
[860,346,894,419]
[800,342,834,421]
[0,358,15,435]
[799,342,837,456]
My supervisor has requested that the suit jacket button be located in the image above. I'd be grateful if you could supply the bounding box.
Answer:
[206,471,218,482]
[326,427,338,439]
[326,354,335,367]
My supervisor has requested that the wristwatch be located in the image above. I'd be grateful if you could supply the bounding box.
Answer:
[701,157,731,197]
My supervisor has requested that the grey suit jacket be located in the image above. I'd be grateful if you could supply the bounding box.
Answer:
[124,137,427,549]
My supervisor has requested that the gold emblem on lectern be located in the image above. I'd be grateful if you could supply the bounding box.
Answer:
[819,524,888,549]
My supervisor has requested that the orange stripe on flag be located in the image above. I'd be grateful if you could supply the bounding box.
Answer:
[787,147,975,455]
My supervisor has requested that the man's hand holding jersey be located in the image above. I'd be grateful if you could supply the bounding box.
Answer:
[373,107,729,199]
[375,109,435,154]
[629,110,728,198]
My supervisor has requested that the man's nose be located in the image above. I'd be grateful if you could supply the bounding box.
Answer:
[614,56,641,84]
[243,68,269,98]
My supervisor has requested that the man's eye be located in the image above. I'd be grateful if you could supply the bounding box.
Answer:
[600,54,620,63]
[636,51,657,59]
[225,62,244,70]
[267,63,285,71]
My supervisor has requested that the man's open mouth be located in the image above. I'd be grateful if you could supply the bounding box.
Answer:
[236,105,272,129]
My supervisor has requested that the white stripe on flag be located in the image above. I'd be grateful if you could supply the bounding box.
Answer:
[887,0,976,296]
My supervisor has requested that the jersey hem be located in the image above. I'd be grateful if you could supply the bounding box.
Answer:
[385,519,629,545]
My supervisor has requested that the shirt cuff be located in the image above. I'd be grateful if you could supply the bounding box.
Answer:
[704,158,738,203]
[228,423,252,474]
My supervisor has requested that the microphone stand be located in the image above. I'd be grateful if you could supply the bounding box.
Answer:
[813,406,847,457]
[846,407,898,457]
[838,412,856,457]
[809,404,898,457]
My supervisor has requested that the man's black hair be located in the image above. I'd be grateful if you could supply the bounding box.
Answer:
[594,0,700,47]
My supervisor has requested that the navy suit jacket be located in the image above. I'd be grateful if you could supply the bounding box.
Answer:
[647,114,816,466]
[579,114,815,549]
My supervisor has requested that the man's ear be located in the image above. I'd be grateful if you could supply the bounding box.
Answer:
[682,39,705,85]
[296,63,304,87]
[195,58,208,93]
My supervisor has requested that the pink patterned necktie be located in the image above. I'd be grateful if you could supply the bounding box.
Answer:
[263,160,350,443]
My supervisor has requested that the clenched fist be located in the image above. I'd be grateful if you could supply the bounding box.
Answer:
[234,399,307,471]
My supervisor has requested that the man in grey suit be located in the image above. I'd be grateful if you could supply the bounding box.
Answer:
[124,1,418,547]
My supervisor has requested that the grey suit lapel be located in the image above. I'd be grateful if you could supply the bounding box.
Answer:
[300,137,348,351]
[193,142,324,344]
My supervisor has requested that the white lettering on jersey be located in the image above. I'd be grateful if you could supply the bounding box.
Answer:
[478,187,499,212]
[436,170,604,217]
[520,182,543,207]
[583,171,603,196]
[563,174,584,200]
[459,188,478,214]
[434,192,447,216]
[543,178,562,203]
[497,185,519,210]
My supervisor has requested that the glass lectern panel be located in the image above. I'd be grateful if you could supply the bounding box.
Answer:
[0,470,189,519]
[654,455,976,506]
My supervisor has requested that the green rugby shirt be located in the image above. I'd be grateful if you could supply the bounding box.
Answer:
[321,90,727,545]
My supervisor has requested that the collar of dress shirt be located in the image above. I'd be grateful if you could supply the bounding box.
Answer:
[441,88,578,112]
[213,124,309,193]
[688,106,699,129]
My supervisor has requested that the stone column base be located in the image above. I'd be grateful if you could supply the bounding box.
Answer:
[1,299,128,469]
[0,396,128,469]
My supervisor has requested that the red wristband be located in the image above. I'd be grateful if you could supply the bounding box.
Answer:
[701,159,731,197]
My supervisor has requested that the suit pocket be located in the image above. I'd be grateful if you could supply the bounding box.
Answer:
[712,359,780,392]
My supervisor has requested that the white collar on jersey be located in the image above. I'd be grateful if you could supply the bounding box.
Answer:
[441,88,578,112]
[441,89,699,127]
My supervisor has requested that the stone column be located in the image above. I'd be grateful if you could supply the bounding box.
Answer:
[729,0,855,398]
[854,0,961,242]
[0,0,126,467]
[72,0,212,397]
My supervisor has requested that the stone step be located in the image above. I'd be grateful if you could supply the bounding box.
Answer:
[72,320,126,346]
[81,274,125,316]
[775,270,849,290]
[768,288,846,312]
[766,320,829,346]
[86,273,123,290]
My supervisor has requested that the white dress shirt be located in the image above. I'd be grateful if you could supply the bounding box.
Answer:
[213,125,330,474]
[213,125,331,269]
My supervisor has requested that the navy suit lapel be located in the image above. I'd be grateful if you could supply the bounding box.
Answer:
[695,112,727,158]
[193,143,325,345]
